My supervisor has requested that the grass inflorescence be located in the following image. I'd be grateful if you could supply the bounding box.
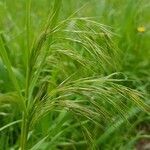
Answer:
[0,0,149,149]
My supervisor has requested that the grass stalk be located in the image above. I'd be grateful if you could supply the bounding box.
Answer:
[20,114,28,150]
[20,0,31,149]
[20,0,62,149]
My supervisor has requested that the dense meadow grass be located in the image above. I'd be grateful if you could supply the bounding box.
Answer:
[0,0,150,149]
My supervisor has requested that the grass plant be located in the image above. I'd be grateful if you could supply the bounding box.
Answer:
[0,0,149,149]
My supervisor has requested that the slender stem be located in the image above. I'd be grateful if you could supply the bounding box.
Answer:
[20,0,31,149]
[25,0,31,102]
[20,113,28,150]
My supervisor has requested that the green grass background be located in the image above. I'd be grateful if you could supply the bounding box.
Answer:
[0,0,150,149]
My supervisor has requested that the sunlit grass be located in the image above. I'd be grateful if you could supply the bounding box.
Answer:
[0,0,150,149]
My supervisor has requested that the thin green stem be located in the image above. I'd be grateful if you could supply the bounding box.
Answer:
[20,0,31,149]
[20,113,28,150]
[25,0,31,102]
